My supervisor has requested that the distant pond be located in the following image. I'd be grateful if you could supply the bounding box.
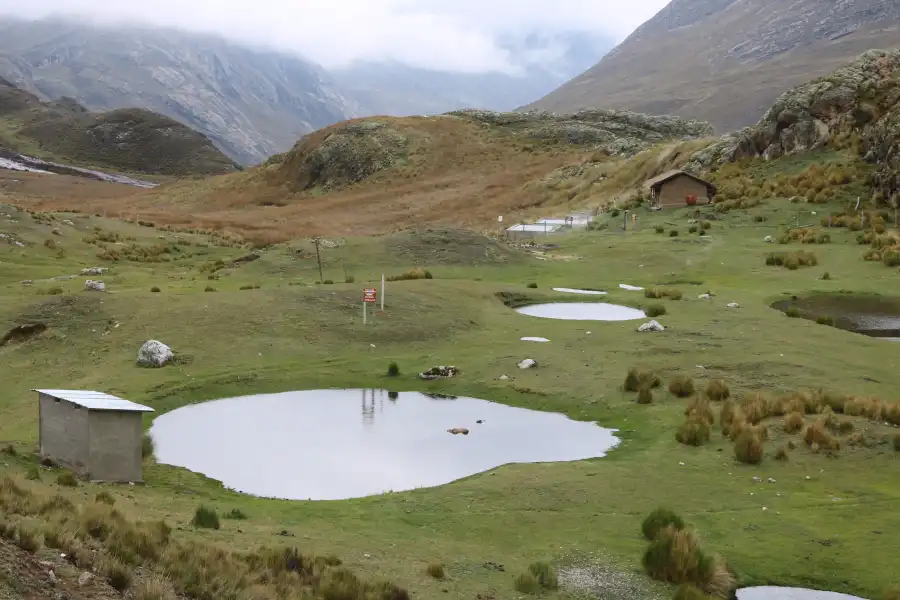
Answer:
[771,293,900,339]
[515,302,646,321]
[150,389,619,500]
[736,586,868,600]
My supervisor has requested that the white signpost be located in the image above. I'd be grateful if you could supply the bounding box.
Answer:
[380,273,385,311]
[363,288,377,325]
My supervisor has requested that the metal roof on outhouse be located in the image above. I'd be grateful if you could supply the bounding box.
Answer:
[33,389,154,412]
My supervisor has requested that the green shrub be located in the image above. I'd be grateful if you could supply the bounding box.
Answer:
[1,444,15,457]
[323,279,334,285]
[387,362,400,377]
[689,226,698,233]
[150,286,161,293]
[204,286,216,292]
[816,315,835,326]
[642,526,710,584]
[611,208,621,217]
[26,467,40,481]
[344,275,355,284]
[514,572,540,594]
[705,380,730,402]
[774,446,789,461]
[426,562,445,579]
[698,229,707,236]
[225,508,248,520]
[655,226,665,234]
[701,221,711,230]
[57,472,78,487]
[669,230,679,237]
[821,272,832,280]
[752,215,766,223]
[100,556,133,592]
[387,268,433,282]
[142,433,155,460]
[893,434,900,452]
[642,508,686,541]
[527,562,558,590]
[526,282,538,289]
[647,304,667,317]
[669,375,695,398]
[785,307,801,318]
[191,505,220,530]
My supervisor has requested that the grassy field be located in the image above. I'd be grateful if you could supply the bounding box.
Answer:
[2,147,900,600]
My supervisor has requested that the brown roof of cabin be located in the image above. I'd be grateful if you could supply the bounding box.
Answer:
[644,170,717,194]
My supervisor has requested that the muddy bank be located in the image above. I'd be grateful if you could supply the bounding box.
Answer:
[772,293,900,338]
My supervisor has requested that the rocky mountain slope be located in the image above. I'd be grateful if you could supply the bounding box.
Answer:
[0,77,238,176]
[687,49,900,206]
[0,18,360,165]
[524,0,900,133]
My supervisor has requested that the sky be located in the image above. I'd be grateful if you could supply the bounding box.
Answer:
[0,0,670,72]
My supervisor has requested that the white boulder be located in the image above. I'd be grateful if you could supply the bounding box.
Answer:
[698,293,712,300]
[137,340,174,368]
[638,320,666,332]
[80,267,108,275]
[727,302,740,308]
[518,359,537,369]
[764,236,774,243]
[84,280,105,292]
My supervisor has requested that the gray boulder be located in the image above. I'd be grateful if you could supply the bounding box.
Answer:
[84,280,105,292]
[638,320,666,332]
[517,358,537,369]
[137,340,174,368]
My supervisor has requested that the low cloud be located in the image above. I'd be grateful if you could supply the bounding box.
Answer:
[0,0,669,72]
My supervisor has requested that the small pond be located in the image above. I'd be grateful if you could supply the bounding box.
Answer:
[736,587,867,600]
[521,336,550,342]
[150,389,619,501]
[515,302,646,321]
[771,294,900,338]
[552,287,608,295]
[619,284,644,291]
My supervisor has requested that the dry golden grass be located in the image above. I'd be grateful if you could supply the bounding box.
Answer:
[783,412,805,434]
[734,431,764,464]
[803,421,841,452]
[5,116,599,241]
[686,397,715,425]
[705,380,730,402]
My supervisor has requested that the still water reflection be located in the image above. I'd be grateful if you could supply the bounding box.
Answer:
[151,389,619,501]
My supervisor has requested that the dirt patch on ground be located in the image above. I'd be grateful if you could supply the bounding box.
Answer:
[0,538,121,600]
[0,324,47,347]
[387,227,523,265]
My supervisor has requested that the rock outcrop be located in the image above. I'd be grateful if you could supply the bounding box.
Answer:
[137,340,174,368]
[686,49,900,204]
[84,280,105,292]
[418,366,459,381]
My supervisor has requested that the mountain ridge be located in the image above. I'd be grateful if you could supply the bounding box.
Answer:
[523,0,900,133]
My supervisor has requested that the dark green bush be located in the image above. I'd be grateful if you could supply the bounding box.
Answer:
[642,508,685,541]
[387,362,400,377]
[191,506,220,530]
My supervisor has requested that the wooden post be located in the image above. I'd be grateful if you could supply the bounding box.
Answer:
[314,238,324,283]
[363,300,367,325]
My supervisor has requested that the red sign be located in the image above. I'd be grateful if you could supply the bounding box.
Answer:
[363,288,377,303]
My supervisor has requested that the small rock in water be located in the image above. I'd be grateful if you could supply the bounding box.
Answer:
[518,358,537,369]
[137,340,174,368]
[637,320,665,332]
[84,279,105,292]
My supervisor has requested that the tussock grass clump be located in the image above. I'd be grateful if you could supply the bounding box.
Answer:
[239,284,262,290]
[701,221,712,230]
[804,421,840,451]
[784,412,805,434]
[668,375,696,398]
[669,230,679,237]
[225,508,248,520]
[514,572,540,594]
[642,526,734,595]
[526,282,538,289]
[150,286,161,292]
[646,303,667,317]
[734,431,764,465]
[99,556,133,592]
[14,524,42,553]
[645,287,683,300]
[720,400,740,436]
[57,471,78,487]
[676,419,711,447]
[655,226,665,234]
[142,433,155,460]
[1,444,15,457]
[816,315,835,326]
[705,380,730,402]
[426,562,445,579]
[625,368,661,392]
[191,505,220,530]
[883,588,900,600]
[894,434,900,452]
[637,386,654,405]
[204,286,216,292]
[675,584,716,600]
[686,397,715,425]
[527,561,558,590]
[387,267,433,282]
[785,307,801,318]
[765,250,818,268]
[740,392,773,424]
[387,361,400,377]
[774,446,789,461]
[642,508,685,541]
[95,491,116,505]
[134,576,178,600]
